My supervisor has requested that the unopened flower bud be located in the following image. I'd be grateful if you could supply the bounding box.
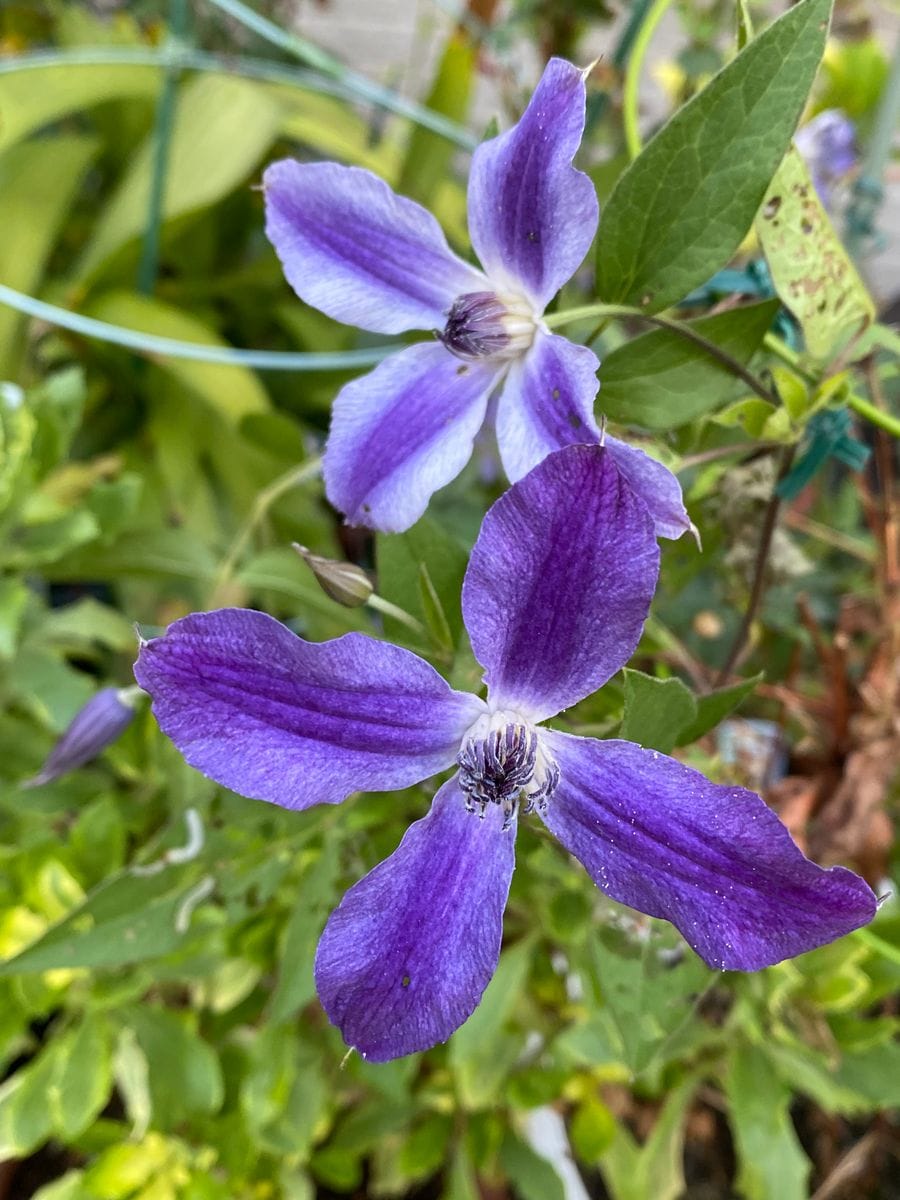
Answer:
[292,544,374,608]
[24,686,140,787]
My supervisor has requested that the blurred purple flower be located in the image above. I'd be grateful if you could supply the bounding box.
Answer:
[263,59,689,539]
[24,687,138,787]
[795,109,857,208]
[135,446,874,1062]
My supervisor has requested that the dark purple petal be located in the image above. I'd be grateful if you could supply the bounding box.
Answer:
[462,445,659,721]
[134,609,484,809]
[264,160,486,334]
[495,330,601,482]
[324,342,500,532]
[467,58,598,311]
[603,435,691,541]
[541,733,877,970]
[24,688,136,787]
[315,776,515,1061]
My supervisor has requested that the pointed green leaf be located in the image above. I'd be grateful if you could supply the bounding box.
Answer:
[675,672,763,746]
[597,0,833,312]
[620,669,697,753]
[599,301,779,429]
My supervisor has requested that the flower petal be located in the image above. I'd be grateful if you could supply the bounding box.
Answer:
[541,733,877,970]
[315,776,515,1061]
[264,159,486,334]
[467,58,599,311]
[495,330,600,482]
[603,435,692,541]
[462,445,659,721]
[324,342,499,532]
[135,609,484,809]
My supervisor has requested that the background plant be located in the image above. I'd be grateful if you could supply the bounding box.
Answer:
[0,1,898,1197]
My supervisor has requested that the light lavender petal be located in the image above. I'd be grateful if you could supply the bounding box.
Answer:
[495,330,601,481]
[264,159,487,334]
[603,435,692,541]
[467,58,598,311]
[324,342,500,532]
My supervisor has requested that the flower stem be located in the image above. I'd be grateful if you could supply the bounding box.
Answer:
[209,457,323,605]
[366,594,427,636]
[846,390,900,440]
[622,0,674,159]
[715,443,797,685]
[548,303,778,404]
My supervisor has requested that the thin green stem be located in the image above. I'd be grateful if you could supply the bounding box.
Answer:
[366,594,427,636]
[622,0,673,159]
[203,0,476,148]
[0,283,393,370]
[137,0,188,294]
[548,303,778,404]
[208,457,323,604]
[847,391,900,440]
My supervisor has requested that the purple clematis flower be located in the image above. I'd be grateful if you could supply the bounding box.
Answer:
[795,109,857,209]
[263,58,689,540]
[135,445,875,1062]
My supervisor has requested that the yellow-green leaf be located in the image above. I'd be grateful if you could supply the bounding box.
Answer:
[0,136,97,373]
[77,74,282,278]
[84,291,269,422]
[0,62,159,153]
[756,145,874,362]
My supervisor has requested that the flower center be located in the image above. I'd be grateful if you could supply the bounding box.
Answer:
[438,291,537,363]
[457,711,559,830]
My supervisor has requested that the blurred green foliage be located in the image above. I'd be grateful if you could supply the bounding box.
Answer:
[0,1,897,1198]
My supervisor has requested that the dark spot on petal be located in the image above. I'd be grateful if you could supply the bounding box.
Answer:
[401,975,411,988]
[552,388,561,401]
[362,503,371,513]
[763,196,781,219]
[527,230,539,243]
[568,414,582,429]
[457,364,469,375]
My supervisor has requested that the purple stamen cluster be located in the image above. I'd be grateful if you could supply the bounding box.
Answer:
[458,721,558,829]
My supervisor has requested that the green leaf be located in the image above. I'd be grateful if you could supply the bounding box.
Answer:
[48,1015,113,1140]
[756,145,875,362]
[596,0,833,312]
[599,1079,696,1200]
[588,927,710,1075]
[619,669,697,753]
[598,302,779,429]
[418,561,455,656]
[0,1041,56,1157]
[450,938,533,1108]
[725,1044,810,1200]
[397,32,475,205]
[0,136,97,374]
[377,516,470,650]
[123,1006,223,1126]
[499,1133,565,1200]
[113,1026,152,1140]
[0,62,159,153]
[0,576,28,660]
[570,1096,617,1165]
[675,673,762,746]
[269,843,338,1023]
[0,870,201,975]
[84,291,269,423]
[78,73,282,277]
